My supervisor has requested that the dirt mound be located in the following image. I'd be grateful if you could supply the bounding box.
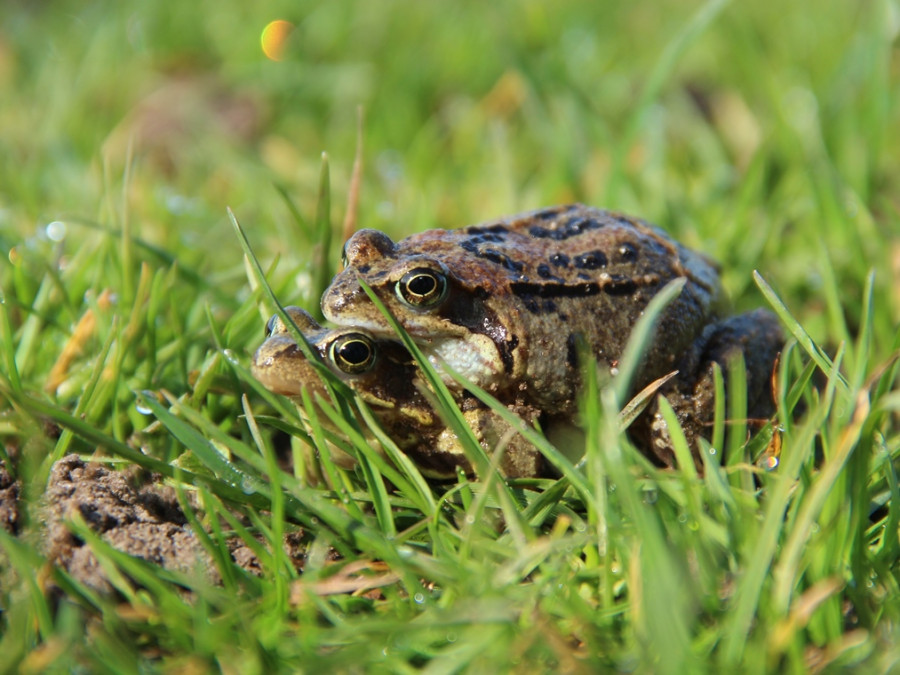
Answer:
[42,455,305,592]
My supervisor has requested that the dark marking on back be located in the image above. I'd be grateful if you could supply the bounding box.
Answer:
[536,263,564,282]
[462,231,507,246]
[549,252,570,268]
[605,276,638,296]
[616,242,638,263]
[511,281,601,299]
[573,250,608,270]
[460,239,526,275]
[481,248,525,274]
[519,295,558,314]
[511,275,640,300]
[528,216,602,241]
[465,223,510,236]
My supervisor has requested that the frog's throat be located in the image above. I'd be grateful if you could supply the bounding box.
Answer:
[425,335,504,388]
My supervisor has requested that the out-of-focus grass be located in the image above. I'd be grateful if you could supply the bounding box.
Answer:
[1,0,898,671]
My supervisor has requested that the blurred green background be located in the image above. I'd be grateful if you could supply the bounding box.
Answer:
[2,0,896,345]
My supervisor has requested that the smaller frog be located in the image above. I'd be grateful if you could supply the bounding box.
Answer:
[251,306,543,478]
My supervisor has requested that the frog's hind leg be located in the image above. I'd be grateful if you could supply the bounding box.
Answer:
[635,309,784,469]
[695,309,784,428]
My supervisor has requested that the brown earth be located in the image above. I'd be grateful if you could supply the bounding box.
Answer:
[17,454,307,593]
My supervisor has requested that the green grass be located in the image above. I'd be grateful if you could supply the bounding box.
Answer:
[2,0,899,671]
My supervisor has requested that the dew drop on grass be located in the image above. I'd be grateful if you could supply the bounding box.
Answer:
[222,349,238,365]
[446,632,457,643]
[164,192,197,215]
[135,400,153,415]
[45,220,67,242]
[764,455,779,471]
[413,593,425,605]
[241,475,257,494]
[642,486,658,505]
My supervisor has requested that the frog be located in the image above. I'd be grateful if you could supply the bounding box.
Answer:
[251,306,544,478]
[320,204,784,466]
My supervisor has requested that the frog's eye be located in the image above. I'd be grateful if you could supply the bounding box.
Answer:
[264,314,280,337]
[330,334,376,374]
[396,268,448,308]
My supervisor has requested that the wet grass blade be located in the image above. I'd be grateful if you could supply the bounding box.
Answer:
[754,271,849,393]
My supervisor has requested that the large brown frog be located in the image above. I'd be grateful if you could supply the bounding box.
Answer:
[251,306,543,478]
[320,204,784,466]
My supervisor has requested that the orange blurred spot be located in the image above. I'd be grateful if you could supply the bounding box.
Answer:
[261,20,294,61]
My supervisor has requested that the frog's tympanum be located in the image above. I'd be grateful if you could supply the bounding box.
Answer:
[251,306,543,478]
[317,204,784,468]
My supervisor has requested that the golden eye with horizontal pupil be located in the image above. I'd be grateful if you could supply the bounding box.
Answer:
[330,334,376,374]
[396,268,448,308]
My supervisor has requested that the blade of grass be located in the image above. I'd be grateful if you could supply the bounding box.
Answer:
[613,277,686,404]
[229,207,331,379]
[0,295,22,392]
[243,393,290,607]
[772,387,868,616]
[754,271,849,393]
[310,153,333,317]
[358,280,536,546]
[606,0,730,202]
[850,270,875,391]
[318,394,437,517]
[273,183,313,240]
[720,346,842,664]
[356,283,489,479]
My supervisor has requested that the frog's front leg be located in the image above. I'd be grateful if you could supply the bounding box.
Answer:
[641,309,784,467]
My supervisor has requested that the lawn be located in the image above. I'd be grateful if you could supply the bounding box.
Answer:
[1,0,899,672]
